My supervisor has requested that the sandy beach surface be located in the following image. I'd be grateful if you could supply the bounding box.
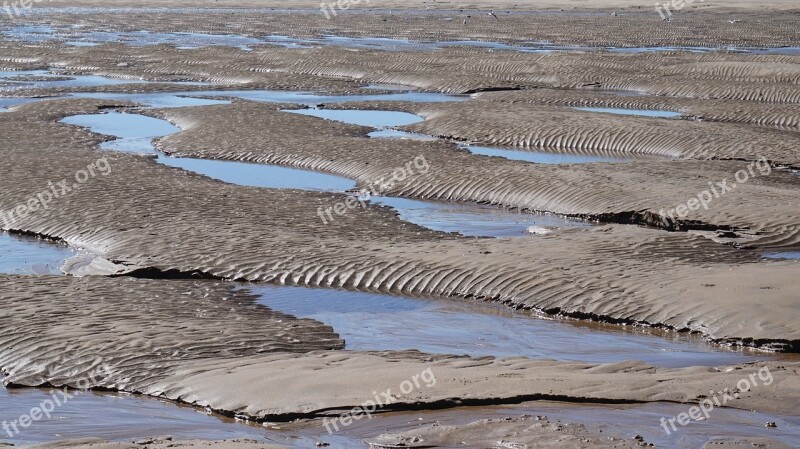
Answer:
[0,1,798,448]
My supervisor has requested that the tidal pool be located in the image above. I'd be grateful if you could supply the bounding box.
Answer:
[0,98,34,112]
[188,89,464,104]
[0,382,266,445]
[60,112,357,191]
[367,129,438,140]
[763,251,800,260]
[70,92,231,108]
[61,112,181,154]
[0,232,73,275]
[158,157,357,191]
[574,106,682,118]
[285,109,422,128]
[251,284,768,369]
[372,196,589,237]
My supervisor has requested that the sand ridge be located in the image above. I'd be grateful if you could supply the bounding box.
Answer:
[0,99,797,350]
[1,276,798,422]
[152,101,800,245]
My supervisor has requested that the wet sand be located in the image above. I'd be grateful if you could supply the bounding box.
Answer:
[1,2,799,448]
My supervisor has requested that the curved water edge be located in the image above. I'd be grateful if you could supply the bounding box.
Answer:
[574,106,682,118]
[0,69,207,93]
[69,89,465,107]
[0,231,74,275]
[3,382,798,449]
[762,250,800,260]
[250,284,771,368]
[0,382,267,445]
[285,109,423,128]
[371,196,590,237]
[59,111,589,237]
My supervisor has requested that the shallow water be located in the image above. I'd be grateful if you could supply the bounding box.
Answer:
[308,401,800,449]
[60,112,357,191]
[158,157,357,191]
[763,251,800,260]
[3,27,261,50]
[0,69,206,93]
[188,89,464,105]
[0,232,73,275]
[3,382,796,449]
[372,196,589,237]
[57,112,627,236]
[261,35,800,55]
[4,23,800,55]
[0,70,140,92]
[251,284,766,368]
[286,109,422,128]
[0,98,34,112]
[70,92,231,108]
[0,383,266,445]
[61,112,180,154]
[367,129,438,140]
[467,145,634,164]
[574,106,682,118]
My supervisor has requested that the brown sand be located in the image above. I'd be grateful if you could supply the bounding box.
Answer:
[33,0,800,11]
[153,100,800,243]
[366,416,795,448]
[0,5,798,446]
[2,276,799,422]
[0,98,797,351]
[0,276,343,388]
[22,438,288,449]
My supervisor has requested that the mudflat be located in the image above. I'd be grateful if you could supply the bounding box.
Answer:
[0,1,798,448]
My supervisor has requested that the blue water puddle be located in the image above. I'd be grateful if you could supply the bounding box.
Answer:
[70,92,231,108]
[158,157,356,191]
[0,72,136,92]
[574,106,681,118]
[60,112,355,191]
[466,145,633,164]
[0,382,267,446]
[3,27,262,50]
[61,112,180,154]
[250,284,767,368]
[286,109,422,128]
[69,89,460,108]
[0,98,34,112]
[187,89,464,105]
[368,129,437,141]
[763,251,800,260]
[0,232,74,275]
[66,41,99,47]
[0,69,48,78]
[372,196,588,237]
[0,69,191,93]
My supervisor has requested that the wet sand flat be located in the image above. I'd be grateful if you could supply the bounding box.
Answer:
[1,2,799,448]
[0,99,798,349]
